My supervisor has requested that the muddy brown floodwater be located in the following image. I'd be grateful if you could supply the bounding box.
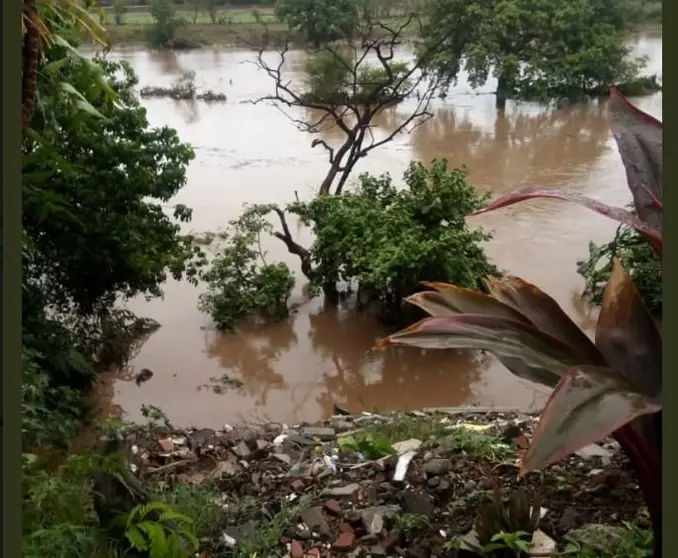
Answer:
[90,29,662,428]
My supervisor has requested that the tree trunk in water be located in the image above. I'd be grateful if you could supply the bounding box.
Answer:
[495,75,508,111]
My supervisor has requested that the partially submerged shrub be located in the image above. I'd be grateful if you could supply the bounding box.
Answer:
[577,223,661,315]
[199,206,295,332]
[290,159,499,322]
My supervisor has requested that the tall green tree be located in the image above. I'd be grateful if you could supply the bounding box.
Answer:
[275,0,360,46]
[422,0,643,108]
[22,26,199,448]
[148,0,180,47]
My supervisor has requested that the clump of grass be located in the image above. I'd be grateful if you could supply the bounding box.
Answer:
[439,426,515,461]
[360,416,450,443]
[564,522,653,558]
[234,501,301,558]
[22,453,111,558]
[157,482,229,538]
[395,513,432,541]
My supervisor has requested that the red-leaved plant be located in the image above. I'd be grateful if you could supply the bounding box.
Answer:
[376,88,662,556]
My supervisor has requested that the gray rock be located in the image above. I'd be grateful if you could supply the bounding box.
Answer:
[207,459,238,479]
[360,534,379,545]
[285,433,315,446]
[327,483,361,497]
[271,453,292,465]
[222,521,257,543]
[232,440,251,458]
[241,428,260,444]
[300,427,337,441]
[369,546,388,557]
[300,506,331,536]
[422,458,452,476]
[401,489,435,518]
[361,509,384,535]
[287,462,312,478]
[188,428,216,449]
[333,420,355,431]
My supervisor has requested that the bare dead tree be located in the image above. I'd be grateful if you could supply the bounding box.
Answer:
[248,13,446,198]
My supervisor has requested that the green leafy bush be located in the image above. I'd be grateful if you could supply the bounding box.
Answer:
[290,159,499,321]
[22,28,200,451]
[124,502,199,558]
[199,206,295,331]
[577,223,661,315]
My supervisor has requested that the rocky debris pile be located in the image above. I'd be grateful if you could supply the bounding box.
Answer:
[124,408,647,557]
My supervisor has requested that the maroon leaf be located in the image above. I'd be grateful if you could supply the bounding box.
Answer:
[595,258,662,401]
[607,87,662,233]
[485,276,605,365]
[520,365,661,476]
[408,283,533,323]
[376,314,581,386]
[472,187,662,257]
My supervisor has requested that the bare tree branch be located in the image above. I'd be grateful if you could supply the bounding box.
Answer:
[246,11,447,197]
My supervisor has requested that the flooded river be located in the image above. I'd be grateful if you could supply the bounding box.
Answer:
[94,29,662,428]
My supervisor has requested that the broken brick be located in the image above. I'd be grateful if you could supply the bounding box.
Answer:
[291,539,304,558]
[323,499,342,516]
[332,532,356,551]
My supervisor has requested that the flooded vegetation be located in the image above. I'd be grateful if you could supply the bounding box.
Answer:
[23,3,662,558]
[90,29,663,428]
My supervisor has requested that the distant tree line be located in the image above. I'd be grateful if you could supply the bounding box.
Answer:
[98,0,276,6]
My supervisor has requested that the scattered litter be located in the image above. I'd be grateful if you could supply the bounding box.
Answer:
[393,450,417,482]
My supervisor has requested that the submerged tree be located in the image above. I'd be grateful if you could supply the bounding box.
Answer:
[252,14,448,198]
[421,0,645,108]
[196,12,498,329]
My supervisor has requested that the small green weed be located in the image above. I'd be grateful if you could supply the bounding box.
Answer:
[482,530,533,556]
[394,513,432,540]
[338,431,396,459]
[440,427,515,461]
[158,482,229,538]
[362,416,450,443]
[562,522,653,558]
[234,502,300,558]
[23,453,108,558]
[123,501,199,558]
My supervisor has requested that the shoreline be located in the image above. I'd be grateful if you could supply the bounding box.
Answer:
[96,21,662,51]
[92,406,648,557]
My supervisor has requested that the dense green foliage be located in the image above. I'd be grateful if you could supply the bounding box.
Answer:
[304,50,411,103]
[577,224,662,315]
[113,0,127,24]
[290,160,499,320]
[275,0,360,45]
[148,0,182,46]
[198,207,296,331]
[421,0,645,105]
[22,24,198,450]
